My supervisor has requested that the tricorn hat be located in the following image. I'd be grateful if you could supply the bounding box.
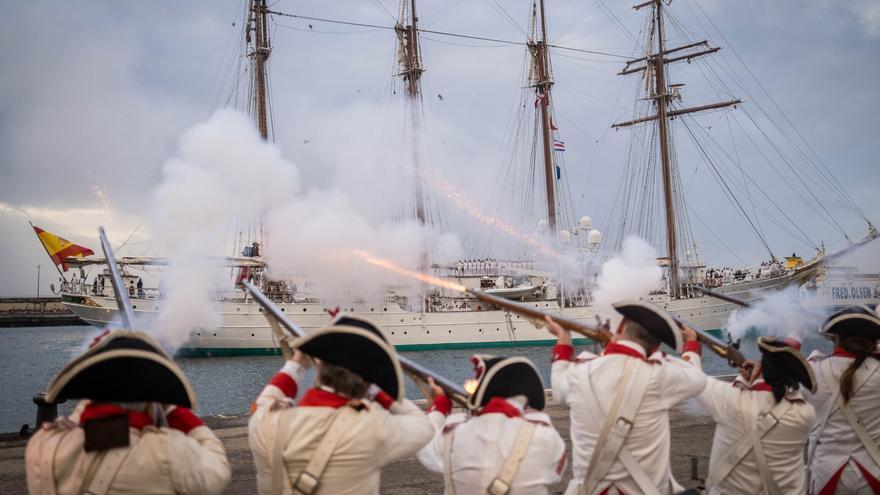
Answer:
[293,325,405,402]
[820,305,880,340]
[466,354,545,411]
[330,314,388,343]
[45,330,197,408]
[612,300,683,352]
[757,336,816,393]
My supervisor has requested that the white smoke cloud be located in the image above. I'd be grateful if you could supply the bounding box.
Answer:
[592,236,663,328]
[725,285,828,341]
[148,109,462,350]
[150,110,299,349]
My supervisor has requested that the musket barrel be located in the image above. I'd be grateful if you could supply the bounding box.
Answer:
[464,289,613,344]
[98,226,135,328]
[694,287,750,308]
[242,281,470,407]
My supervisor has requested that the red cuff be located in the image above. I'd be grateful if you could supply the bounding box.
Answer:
[683,340,701,355]
[552,344,574,362]
[428,395,452,416]
[269,372,299,399]
[166,407,204,434]
[374,390,394,410]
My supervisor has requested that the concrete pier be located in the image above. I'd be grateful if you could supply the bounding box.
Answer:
[0,401,715,494]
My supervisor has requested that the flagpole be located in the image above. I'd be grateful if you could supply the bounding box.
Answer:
[29,220,67,281]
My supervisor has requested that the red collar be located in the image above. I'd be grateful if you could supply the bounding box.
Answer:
[80,403,154,430]
[477,397,522,418]
[752,382,774,393]
[833,347,857,358]
[604,342,649,361]
[298,388,357,409]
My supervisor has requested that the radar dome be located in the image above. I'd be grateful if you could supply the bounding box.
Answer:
[578,216,593,230]
[588,229,602,246]
[559,230,571,242]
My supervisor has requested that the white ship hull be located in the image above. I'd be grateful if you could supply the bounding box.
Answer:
[61,270,796,356]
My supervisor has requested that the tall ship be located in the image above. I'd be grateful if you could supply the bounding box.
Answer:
[55,0,876,356]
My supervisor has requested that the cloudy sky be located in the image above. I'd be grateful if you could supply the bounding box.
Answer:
[1,0,878,296]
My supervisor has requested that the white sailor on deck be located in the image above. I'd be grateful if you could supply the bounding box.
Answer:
[805,305,880,494]
[418,354,567,494]
[547,300,707,495]
[248,317,434,495]
[696,336,816,494]
[25,330,231,495]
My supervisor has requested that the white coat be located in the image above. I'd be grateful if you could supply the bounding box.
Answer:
[697,373,815,494]
[248,361,435,495]
[806,350,880,494]
[551,340,706,495]
[25,401,230,495]
[418,395,567,494]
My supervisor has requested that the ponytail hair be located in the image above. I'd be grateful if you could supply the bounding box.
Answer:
[839,336,875,403]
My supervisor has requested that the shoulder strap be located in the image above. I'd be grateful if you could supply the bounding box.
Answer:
[580,358,657,495]
[808,359,843,469]
[706,391,791,489]
[443,427,458,495]
[748,394,784,495]
[39,421,76,495]
[837,393,880,471]
[487,421,537,495]
[293,406,359,495]
[80,446,133,495]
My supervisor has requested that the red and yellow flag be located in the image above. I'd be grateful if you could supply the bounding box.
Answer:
[32,225,95,271]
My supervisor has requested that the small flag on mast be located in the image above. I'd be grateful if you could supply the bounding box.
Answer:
[553,139,565,152]
[31,224,95,271]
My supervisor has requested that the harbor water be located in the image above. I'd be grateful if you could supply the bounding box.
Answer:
[0,324,833,433]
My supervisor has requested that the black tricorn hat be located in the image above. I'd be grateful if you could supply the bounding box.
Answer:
[330,314,388,343]
[467,354,545,411]
[293,325,404,402]
[612,300,683,352]
[45,330,197,408]
[757,336,816,393]
[820,305,880,340]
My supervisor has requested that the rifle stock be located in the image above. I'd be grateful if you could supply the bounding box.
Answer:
[242,281,471,408]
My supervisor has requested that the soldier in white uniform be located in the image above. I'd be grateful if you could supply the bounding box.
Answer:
[547,300,707,495]
[696,336,816,494]
[248,320,434,495]
[805,306,880,494]
[418,354,567,494]
[25,330,231,495]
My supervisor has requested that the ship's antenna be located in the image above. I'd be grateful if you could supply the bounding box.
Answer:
[613,0,741,299]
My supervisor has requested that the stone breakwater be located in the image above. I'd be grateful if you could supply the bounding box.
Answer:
[0,400,716,494]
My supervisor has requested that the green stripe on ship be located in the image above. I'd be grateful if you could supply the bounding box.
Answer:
[176,329,723,357]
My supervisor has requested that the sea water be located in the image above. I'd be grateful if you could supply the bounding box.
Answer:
[0,325,833,433]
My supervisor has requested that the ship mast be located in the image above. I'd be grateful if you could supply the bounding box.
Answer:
[531,0,557,232]
[613,0,741,299]
[396,0,427,226]
[249,0,272,141]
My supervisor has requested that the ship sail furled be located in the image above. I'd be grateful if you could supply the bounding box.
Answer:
[605,0,875,299]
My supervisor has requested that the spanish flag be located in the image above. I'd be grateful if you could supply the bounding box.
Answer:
[31,224,95,271]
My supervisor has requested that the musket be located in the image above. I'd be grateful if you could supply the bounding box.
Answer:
[92,228,168,424]
[464,288,614,344]
[242,280,471,408]
[99,226,136,328]
[694,286,751,308]
[466,288,747,367]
